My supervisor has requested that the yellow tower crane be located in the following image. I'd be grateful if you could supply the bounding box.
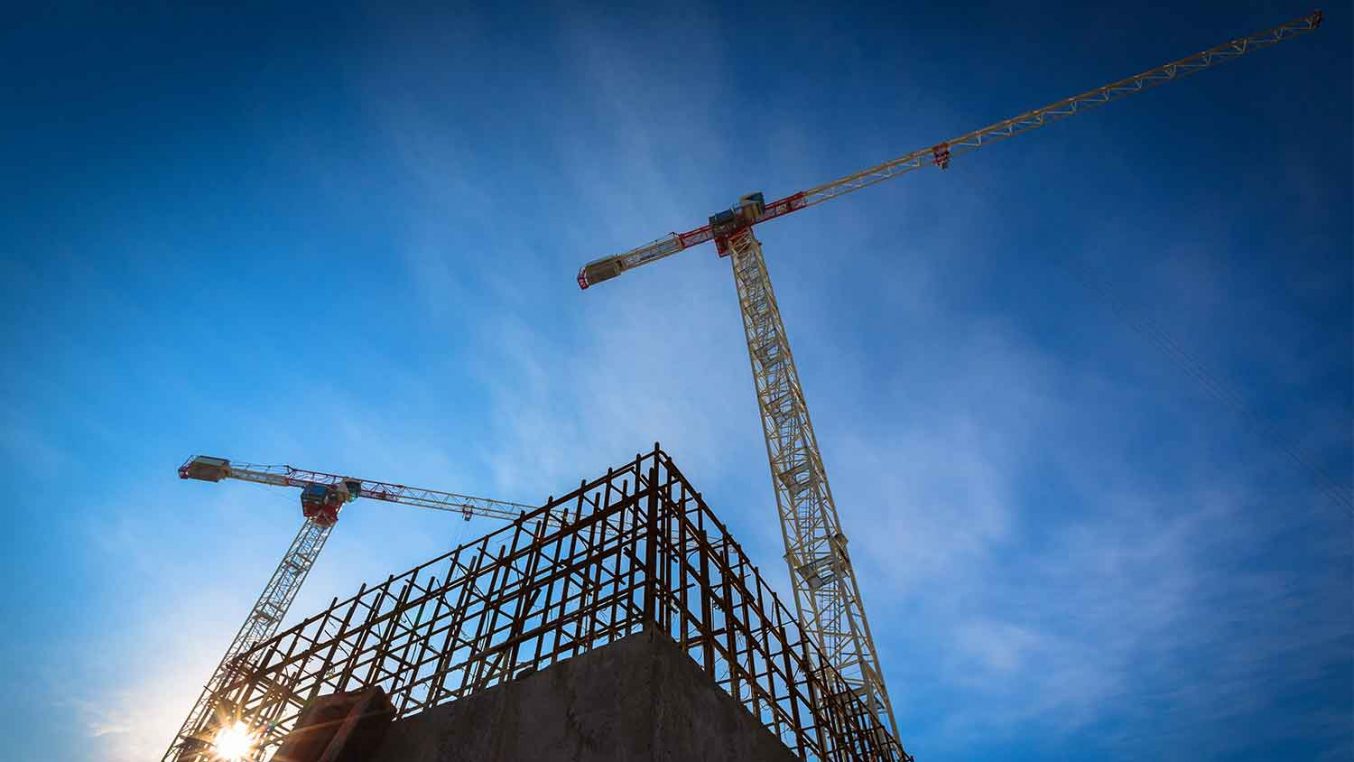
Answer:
[576,11,1323,742]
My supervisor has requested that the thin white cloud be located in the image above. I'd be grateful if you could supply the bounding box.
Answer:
[60,6,1348,761]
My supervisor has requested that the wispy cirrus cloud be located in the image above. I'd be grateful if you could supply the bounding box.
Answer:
[47,4,1347,761]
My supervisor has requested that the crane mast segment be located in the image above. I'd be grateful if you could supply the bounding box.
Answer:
[165,518,333,761]
[575,9,1323,289]
[728,229,897,736]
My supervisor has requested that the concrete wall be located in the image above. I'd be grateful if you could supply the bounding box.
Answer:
[369,628,798,762]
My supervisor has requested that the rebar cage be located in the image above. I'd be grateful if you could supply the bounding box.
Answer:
[173,446,912,762]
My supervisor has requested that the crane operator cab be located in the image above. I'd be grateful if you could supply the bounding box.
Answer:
[299,482,357,527]
[710,192,765,254]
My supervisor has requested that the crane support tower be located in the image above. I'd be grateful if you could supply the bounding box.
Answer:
[164,455,534,761]
[576,11,1323,741]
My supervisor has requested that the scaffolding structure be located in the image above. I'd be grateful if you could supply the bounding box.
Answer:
[175,446,910,762]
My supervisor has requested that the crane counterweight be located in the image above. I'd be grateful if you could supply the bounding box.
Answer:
[179,455,231,482]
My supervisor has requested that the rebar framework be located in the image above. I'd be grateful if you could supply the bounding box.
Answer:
[168,447,912,762]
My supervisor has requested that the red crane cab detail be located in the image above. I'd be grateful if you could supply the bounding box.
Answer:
[300,484,344,527]
[300,480,362,526]
[710,192,766,256]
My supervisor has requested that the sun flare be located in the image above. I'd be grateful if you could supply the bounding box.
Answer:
[211,720,256,761]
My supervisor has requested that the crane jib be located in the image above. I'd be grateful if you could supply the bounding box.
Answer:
[575,9,1323,289]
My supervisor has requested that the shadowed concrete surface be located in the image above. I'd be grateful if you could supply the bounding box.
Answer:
[368,627,799,761]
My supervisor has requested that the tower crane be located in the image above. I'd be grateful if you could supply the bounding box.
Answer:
[163,455,536,761]
[576,11,1323,742]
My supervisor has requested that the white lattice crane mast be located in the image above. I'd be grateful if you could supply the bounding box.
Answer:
[164,456,535,762]
[576,11,1322,741]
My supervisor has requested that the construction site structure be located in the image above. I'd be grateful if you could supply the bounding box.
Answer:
[177,446,914,762]
[164,456,535,761]
[575,10,1324,741]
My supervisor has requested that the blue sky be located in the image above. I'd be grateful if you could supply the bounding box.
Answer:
[2,2,1350,759]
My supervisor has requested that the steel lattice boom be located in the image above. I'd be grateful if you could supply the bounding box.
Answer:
[576,10,1322,288]
[163,456,533,761]
[183,457,536,522]
[574,10,1322,742]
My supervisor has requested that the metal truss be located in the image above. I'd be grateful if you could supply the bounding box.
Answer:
[728,230,896,738]
[794,10,1325,210]
[198,459,538,522]
[576,10,1322,284]
[167,518,332,760]
[168,447,912,762]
